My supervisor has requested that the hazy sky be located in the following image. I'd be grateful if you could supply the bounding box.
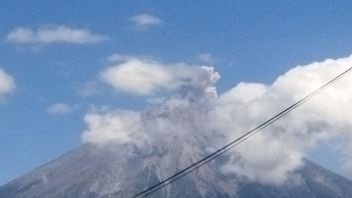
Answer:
[1,0,352,185]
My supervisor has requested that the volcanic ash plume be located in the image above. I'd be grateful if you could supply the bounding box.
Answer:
[82,55,352,184]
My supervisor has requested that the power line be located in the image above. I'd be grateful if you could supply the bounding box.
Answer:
[131,66,352,198]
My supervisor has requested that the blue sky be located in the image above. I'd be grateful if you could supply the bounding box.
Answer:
[1,0,352,185]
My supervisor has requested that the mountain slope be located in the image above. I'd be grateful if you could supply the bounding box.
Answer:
[0,143,234,198]
[1,144,352,198]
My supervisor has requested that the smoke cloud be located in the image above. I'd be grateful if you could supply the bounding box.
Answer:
[82,55,352,185]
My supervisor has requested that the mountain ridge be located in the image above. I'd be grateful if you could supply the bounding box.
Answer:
[1,144,352,198]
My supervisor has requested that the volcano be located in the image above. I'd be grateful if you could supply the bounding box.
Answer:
[1,143,352,198]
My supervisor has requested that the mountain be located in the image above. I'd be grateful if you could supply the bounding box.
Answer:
[1,143,352,198]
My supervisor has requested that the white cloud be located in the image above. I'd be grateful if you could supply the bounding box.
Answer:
[82,110,143,145]
[0,68,15,98]
[83,54,352,185]
[220,135,303,185]
[46,103,72,114]
[6,25,107,44]
[100,56,219,98]
[100,58,171,96]
[211,55,352,184]
[130,13,161,28]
